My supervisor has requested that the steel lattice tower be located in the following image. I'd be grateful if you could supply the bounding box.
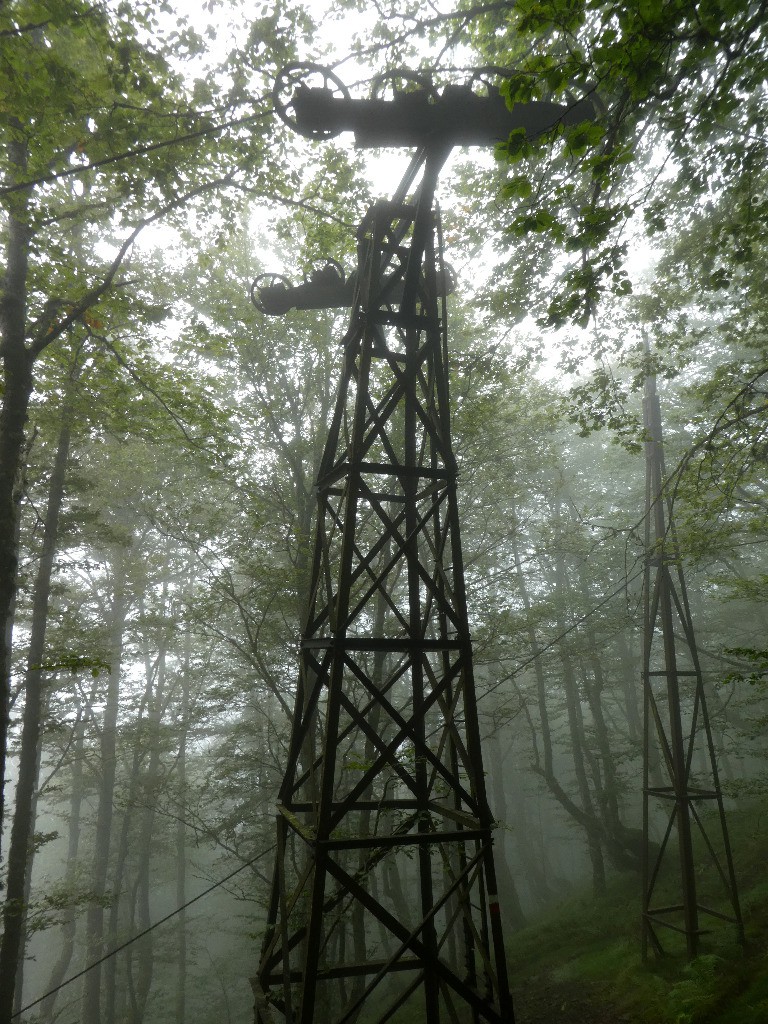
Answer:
[641,365,743,959]
[253,147,512,1024]
[250,66,597,1023]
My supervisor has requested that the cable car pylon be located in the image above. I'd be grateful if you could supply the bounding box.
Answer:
[641,344,744,960]
[251,65,594,1024]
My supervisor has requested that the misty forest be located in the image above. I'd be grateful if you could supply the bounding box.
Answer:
[1,2,767,1023]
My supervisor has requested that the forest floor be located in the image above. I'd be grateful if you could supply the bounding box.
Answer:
[512,976,635,1023]
[504,802,768,1024]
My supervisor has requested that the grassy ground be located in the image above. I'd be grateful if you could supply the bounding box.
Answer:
[506,804,768,1023]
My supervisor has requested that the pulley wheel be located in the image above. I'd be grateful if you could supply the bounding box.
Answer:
[250,273,291,314]
[273,62,350,139]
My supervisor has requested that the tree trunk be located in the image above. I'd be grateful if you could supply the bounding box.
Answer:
[176,634,191,1024]
[127,590,169,1024]
[510,528,554,779]
[82,551,128,1024]
[40,688,94,1021]
[550,502,606,894]
[104,747,142,1024]
[485,729,527,930]
[348,581,389,1013]
[512,517,609,887]
[576,600,622,833]
[506,754,553,907]
[104,601,169,1024]
[12,742,40,1018]
[509,529,560,903]
[0,412,71,1024]
[0,133,33,855]
[617,629,643,746]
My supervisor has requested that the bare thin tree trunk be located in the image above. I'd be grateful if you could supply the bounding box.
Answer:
[348,585,389,1012]
[176,633,191,1024]
[40,687,93,1021]
[552,507,606,895]
[82,550,127,1024]
[485,729,527,929]
[127,588,169,1024]
[509,530,560,903]
[0,411,71,1024]
[617,629,643,745]
[12,742,40,1018]
[104,750,141,1024]
[512,522,606,887]
[506,756,553,907]
[578,627,621,832]
[0,133,32,855]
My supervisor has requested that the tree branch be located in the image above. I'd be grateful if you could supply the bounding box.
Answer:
[29,171,236,355]
[0,111,270,198]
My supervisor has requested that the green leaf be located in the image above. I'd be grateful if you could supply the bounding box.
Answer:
[564,120,605,158]
[507,208,560,236]
[499,74,536,105]
[500,174,534,200]
[496,127,534,163]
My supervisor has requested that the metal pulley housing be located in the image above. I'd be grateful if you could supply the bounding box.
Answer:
[273,62,595,147]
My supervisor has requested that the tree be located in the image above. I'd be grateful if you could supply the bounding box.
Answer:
[0,0,301,850]
[0,343,82,1023]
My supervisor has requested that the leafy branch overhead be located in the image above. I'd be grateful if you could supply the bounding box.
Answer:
[481,0,768,327]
